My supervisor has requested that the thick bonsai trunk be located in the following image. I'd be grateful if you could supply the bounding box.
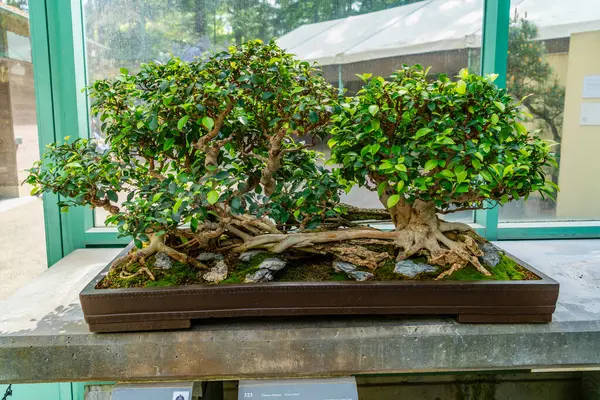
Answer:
[388,200,491,279]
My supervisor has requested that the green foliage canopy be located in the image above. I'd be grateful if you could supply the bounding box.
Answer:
[330,65,558,213]
[27,40,343,244]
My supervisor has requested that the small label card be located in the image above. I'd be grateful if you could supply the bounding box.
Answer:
[580,103,600,126]
[238,377,358,400]
[111,382,194,400]
[583,75,600,99]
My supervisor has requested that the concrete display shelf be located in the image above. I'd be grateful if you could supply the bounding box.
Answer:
[1,240,600,384]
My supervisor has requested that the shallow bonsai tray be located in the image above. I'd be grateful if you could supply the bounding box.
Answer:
[80,245,559,333]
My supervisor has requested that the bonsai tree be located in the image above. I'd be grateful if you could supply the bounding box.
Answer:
[27,40,345,277]
[329,66,557,278]
[27,42,557,281]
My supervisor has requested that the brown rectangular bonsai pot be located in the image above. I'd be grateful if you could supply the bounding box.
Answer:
[80,245,559,333]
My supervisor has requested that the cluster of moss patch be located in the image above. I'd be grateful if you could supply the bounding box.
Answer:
[443,253,531,281]
[97,255,202,289]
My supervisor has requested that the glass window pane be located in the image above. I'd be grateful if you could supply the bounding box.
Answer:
[0,2,47,299]
[84,0,483,225]
[499,0,600,222]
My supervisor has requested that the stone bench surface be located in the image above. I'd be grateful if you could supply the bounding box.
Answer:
[1,240,600,383]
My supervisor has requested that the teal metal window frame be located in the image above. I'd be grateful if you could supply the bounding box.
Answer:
[28,0,600,266]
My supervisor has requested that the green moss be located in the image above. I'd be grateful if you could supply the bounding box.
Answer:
[373,259,398,281]
[98,256,201,289]
[443,253,529,281]
[98,243,536,289]
[331,272,351,281]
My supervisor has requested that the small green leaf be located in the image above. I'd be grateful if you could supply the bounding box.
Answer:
[456,171,468,183]
[207,190,219,205]
[261,92,274,100]
[456,184,470,193]
[490,113,499,124]
[515,122,527,135]
[370,143,380,155]
[387,194,400,208]
[472,158,481,169]
[397,180,405,192]
[415,128,433,138]
[148,117,158,130]
[163,95,174,106]
[327,138,337,148]
[190,217,199,232]
[173,199,184,213]
[370,119,380,131]
[378,161,393,170]
[395,164,407,172]
[178,115,189,130]
[163,137,175,151]
[456,80,467,94]
[368,105,379,116]
[424,160,438,171]
[356,73,372,82]
[377,182,387,197]
[468,105,475,113]
[296,197,306,206]
[494,101,505,112]
[202,116,215,130]
[480,170,493,182]
[439,169,454,179]
[459,68,469,79]
[437,137,455,145]
[501,194,509,204]
[308,111,319,124]
[238,115,248,125]
[120,67,128,75]
[152,192,163,203]
[360,146,371,157]
[107,190,118,202]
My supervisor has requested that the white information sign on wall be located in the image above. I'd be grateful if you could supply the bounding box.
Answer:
[580,103,600,126]
[583,75,600,99]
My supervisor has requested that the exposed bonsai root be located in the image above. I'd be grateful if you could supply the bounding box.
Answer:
[120,267,155,281]
[438,221,474,233]
[114,234,209,270]
[232,214,280,234]
[233,200,490,278]
[235,229,400,253]
[341,203,392,221]
[328,244,389,270]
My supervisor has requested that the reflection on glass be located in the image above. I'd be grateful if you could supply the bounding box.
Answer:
[85,0,488,224]
[499,0,600,221]
[0,2,47,299]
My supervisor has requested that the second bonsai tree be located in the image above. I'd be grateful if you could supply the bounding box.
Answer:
[27,40,557,282]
